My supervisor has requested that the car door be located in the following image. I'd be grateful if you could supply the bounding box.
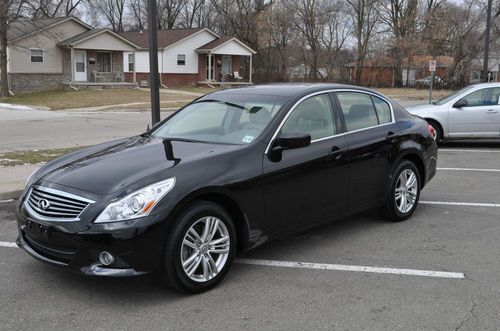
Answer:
[262,93,350,233]
[333,91,397,209]
[449,87,500,137]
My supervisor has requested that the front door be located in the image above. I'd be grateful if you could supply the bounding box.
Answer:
[221,56,232,75]
[74,50,87,82]
[262,93,349,234]
[449,87,500,137]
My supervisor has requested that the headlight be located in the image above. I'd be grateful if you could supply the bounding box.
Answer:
[94,177,175,223]
[25,167,40,187]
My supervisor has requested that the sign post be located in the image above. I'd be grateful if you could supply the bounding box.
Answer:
[429,60,437,104]
[147,0,161,126]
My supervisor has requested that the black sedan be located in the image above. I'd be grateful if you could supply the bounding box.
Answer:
[17,84,437,293]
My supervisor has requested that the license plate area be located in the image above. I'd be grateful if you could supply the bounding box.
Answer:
[25,220,52,240]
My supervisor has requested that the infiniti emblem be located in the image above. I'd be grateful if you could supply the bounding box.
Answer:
[38,199,50,211]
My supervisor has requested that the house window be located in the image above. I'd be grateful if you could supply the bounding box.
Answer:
[30,49,44,63]
[97,51,112,72]
[177,54,186,66]
[128,53,134,72]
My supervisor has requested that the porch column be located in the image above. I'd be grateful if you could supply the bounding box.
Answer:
[208,51,212,82]
[249,54,253,84]
[133,51,137,84]
[70,47,75,83]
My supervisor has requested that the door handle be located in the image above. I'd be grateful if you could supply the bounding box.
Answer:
[386,131,399,140]
[329,145,344,159]
[486,109,498,114]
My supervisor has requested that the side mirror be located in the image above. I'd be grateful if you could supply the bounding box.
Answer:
[453,99,467,108]
[274,132,311,150]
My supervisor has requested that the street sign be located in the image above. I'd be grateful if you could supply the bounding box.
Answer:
[429,60,437,72]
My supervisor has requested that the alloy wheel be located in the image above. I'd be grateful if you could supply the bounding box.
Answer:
[394,169,418,214]
[180,216,230,283]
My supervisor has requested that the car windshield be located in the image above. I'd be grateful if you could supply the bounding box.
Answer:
[435,86,474,105]
[151,94,288,145]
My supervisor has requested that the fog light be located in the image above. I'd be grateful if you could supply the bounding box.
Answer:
[99,251,115,266]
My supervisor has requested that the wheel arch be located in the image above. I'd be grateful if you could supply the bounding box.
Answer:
[166,189,250,252]
[398,152,426,189]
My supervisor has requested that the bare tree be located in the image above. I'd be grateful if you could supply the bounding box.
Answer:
[346,0,380,85]
[320,2,352,80]
[0,0,27,97]
[27,0,83,18]
[289,0,334,81]
[86,0,126,31]
[157,0,187,29]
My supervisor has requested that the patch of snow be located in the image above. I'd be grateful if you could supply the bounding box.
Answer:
[0,103,35,110]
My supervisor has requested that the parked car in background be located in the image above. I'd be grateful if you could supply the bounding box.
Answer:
[415,75,446,89]
[17,84,437,293]
[406,82,500,142]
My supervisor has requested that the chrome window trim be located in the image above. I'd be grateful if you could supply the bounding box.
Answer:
[23,186,95,223]
[265,89,396,154]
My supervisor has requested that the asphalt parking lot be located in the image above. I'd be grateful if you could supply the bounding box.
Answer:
[1,142,499,330]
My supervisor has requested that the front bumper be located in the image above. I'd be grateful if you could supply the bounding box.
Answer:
[16,205,169,277]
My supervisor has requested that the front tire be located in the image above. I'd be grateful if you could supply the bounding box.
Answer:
[162,201,236,293]
[382,160,421,222]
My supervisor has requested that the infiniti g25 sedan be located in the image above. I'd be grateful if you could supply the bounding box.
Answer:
[17,84,437,293]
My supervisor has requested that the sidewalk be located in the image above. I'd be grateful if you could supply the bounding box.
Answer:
[0,164,38,200]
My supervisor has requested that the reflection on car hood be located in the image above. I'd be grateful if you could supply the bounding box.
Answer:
[40,136,241,195]
[405,104,440,114]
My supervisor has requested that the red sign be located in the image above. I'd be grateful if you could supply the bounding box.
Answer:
[429,60,437,72]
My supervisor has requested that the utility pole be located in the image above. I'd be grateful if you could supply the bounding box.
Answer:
[147,0,161,126]
[483,0,493,83]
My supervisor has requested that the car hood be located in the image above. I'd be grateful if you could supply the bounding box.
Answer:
[405,104,441,114]
[39,136,242,195]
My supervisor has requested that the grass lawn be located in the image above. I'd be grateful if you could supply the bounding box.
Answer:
[375,87,454,100]
[0,146,86,167]
[174,86,224,94]
[2,88,195,110]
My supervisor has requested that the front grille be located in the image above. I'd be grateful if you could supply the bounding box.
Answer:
[24,186,95,222]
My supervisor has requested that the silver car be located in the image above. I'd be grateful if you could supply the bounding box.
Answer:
[406,83,500,141]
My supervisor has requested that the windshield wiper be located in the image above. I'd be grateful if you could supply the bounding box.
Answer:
[197,99,245,110]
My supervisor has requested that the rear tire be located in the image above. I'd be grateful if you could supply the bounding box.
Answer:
[162,201,236,294]
[382,160,421,222]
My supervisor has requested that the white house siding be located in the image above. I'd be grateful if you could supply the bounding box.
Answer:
[163,30,216,74]
[124,30,216,74]
[211,41,253,56]
[9,20,89,74]
[124,51,162,73]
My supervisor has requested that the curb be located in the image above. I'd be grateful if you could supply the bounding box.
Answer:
[0,190,23,201]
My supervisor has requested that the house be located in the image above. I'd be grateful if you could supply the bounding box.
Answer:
[470,53,500,83]
[119,30,256,87]
[4,16,256,93]
[345,55,454,87]
[6,16,139,92]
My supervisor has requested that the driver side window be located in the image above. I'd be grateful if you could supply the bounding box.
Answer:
[281,94,336,140]
[461,89,490,107]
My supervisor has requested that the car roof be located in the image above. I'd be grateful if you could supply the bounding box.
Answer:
[203,83,384,98]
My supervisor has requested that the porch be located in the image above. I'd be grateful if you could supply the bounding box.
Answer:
[196,37,257,86]
[57,29,139,87]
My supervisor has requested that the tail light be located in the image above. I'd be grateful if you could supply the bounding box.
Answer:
[428,124,437,140]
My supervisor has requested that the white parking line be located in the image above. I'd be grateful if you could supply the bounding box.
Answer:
[438,167,500,172]
[439,149,500,153]
[235,258,465,279]
[0,241,17,248]
[0,199,15,204]
[421,201,500,208]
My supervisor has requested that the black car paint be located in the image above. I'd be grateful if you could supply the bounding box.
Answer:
[17,84,437,276]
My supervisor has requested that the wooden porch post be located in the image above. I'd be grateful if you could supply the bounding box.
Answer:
[249,54,253,84]
[70,47,75,84]
[208,51,212,82]
[133,51,137,84]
